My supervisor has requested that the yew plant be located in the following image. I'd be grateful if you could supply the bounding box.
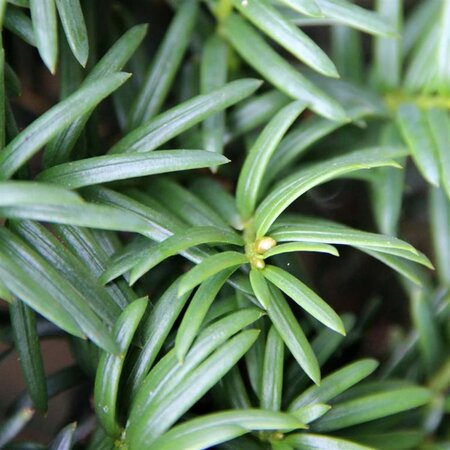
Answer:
[0,0,449,448]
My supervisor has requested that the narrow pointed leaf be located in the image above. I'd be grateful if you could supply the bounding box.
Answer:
[263,265,345,335]
[0,228,118,353]
[95,297,147,436]
[267,285,320,384]
[30,0,57,72]
[10,299,47,411]
[150,410,304,450]
[316,0,396,36]
[426,108,450,198]
[396,103,440,186]
[275,0,322,17]
[38,150,229,188]
[0,406,34,448]
[289,359,379,410]
[264,242,339,258]
[221,14,346,121]
[0,73,130,179]
[128,0,198,127]
[293,404,331,424]
[49,422,76,450]
[178,251,248,297]
[254,147,404,237]
[250,268,271,309]
[45,24,148,166]
[130,227,242,285]
[125,278,191,397]
[55,0,88,66]
[110,79,262,154]
[175,269,235,362]
[4,5,35,46]
[201,33,227,159]
[126,330,259,448]
[436,0,450,94]
[261,326,284,411]
[313,387,432,431]
[236,101,305,219]
[231,0,337,77]
[285,434,373,450]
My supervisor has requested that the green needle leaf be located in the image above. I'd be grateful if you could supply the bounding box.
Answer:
[275,0,322,17]
[260,326,284,411]
[175,269,235,362]
[128,0,198,127]
[129,226,242,285]
[150,410,304,450]
[0,406,34,448]
[312,386,432,432]
[0,73,130,180]
[231,0,338,77]
[178,251,248,297]
[30,0,58,73]
[254,147,404,237]
[221,14,347,121]
[49,422,77,450]
[110,78,262,154]
[55,0,88,66]
[249,267,271,309]
[289,359,379,410]
[94,297,148,436]
[38,150,230,189]
[10,299,47,412]
[236,100,306,219]
[263,265,345,335]
[267,285,320,385]
[126,330,259,448]
[285,433,373,450]
[263,242,339,258]
[396,103,440,187]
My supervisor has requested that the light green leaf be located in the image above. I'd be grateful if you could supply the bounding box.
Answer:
[313,386,432,431]
[0,73,130,179]
[260,326,284,411]
[178,251,248,297]
[436,0,450,94]
[292,404,331,424]
[331,26,362,83]
[221,13,346,121]
[429,187,450,286]
[150,410,303,450]
[49,422,77,450]
[267,285,320,384]
[30,0,57,72]
[126,330,259,448]
[264,242,339,258]
[129,227,242,285]
[231,0,337,77]
[250,268,271,309]
[426,108,450,198]
[349,430,425,450]
[4,5,35,46]
[289,359,379,410]
[396,103,440,187]
[316,0,396,36]
[236,101,305,219]
[285,433,373,450]
[128,0,198,127]
[175,269,235,362]
[254,147,404,237]
[38,150,229,188]
[110,78,262,154]
[125,278,192,398]
[10,299,47,411]
[95,297,147,436]
[373,0,402,91]
[263,265,345,334]
[45,24,148,166]
[55,0,88,66]
[275,0,322,17]
[201,33,228,161]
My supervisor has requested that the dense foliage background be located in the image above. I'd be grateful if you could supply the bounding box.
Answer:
[0,0,449,448]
